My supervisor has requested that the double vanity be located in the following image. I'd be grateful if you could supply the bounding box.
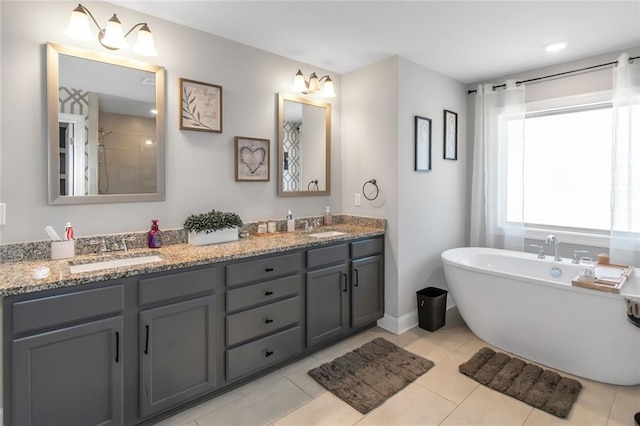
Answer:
[1,224,384,425]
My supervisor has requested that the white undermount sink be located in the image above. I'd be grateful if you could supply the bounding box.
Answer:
[69,254,164,274]
[307,231,346,238]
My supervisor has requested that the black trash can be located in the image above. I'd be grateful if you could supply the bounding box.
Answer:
[416,287,447,331]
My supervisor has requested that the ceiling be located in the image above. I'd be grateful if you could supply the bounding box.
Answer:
[113,1,640,84]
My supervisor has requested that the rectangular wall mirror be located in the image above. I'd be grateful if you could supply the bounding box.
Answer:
[277,93,331,197]
[46,42,165,205]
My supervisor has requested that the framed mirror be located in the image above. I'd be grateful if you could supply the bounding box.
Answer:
[46,42,165,205]
[277,93,331,197]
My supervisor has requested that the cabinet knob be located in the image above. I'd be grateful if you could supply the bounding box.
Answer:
[265,350,274,357]
[265,290,274,296]
[265,267,274,272]
[264,318,274,324]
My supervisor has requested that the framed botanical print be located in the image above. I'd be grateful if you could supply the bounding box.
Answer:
[444,109,458,160]
[180,78,222,133]
[415,115,432,171]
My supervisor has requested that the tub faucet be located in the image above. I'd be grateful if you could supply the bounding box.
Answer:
[545,234,561,261]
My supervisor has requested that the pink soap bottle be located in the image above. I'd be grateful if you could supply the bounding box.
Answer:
[147,220,162,248]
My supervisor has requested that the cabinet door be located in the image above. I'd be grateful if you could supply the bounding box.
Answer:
[306,263,349,347]
[12,317,123,426]
[139,296,216,418]
[351,255,384,328]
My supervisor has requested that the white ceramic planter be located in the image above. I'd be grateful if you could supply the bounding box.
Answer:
[188,227,238,246]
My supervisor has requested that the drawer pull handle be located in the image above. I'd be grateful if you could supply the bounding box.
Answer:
[265,350,274,357]
[354,269,359,287]
[144,325,150,355]
[265,290,274,296]
[265,267,274,272]
[265,318,274,324]
[342,273,348,292]
[115,331,120,363]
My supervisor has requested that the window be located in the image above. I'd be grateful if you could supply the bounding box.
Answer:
[506,99,613,237]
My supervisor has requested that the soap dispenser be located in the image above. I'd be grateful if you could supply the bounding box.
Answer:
[147,220,162,248]
[323,206,332,226]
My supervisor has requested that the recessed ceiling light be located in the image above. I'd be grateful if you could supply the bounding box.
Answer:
[544,41,567,53]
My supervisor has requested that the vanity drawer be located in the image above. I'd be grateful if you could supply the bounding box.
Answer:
[226,253,300,288]
[226,326,301,381]
[351,237,383,259]
[226,296,300,346]
[13,285,124,335]
[307,244,349,269]
[227,275,300,312]
[139,267,215,306]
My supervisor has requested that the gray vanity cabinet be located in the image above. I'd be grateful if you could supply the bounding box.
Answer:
[351,238,384,328]
[8,285,125,426]
[138,268,218,419]
[306,262,350,347]
[351,254,384,327]
[224,252,303,382]
[306,237,384,347]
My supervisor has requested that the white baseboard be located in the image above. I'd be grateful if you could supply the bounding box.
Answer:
[377,304,460,335]
[376,310,418,335]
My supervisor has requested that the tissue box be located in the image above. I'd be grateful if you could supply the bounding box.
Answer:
[51,240,75,260]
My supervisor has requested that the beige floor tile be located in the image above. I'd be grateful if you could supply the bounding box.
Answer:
[355,382,456,426]
[523,400,609,426]
[403,337,452,364]
[421,325,475,353]
[237,355,318,396]
[440,385,533,426]
[195,378,311,426]
[311,331,377,362]
[607,386,640,426]
[365,326,428,348]
[286,359,328,399]
[454,334,496,358]
[573,377,618,413]
[273,392,364,426]
[415,352,479,404]
[153,390,243,426]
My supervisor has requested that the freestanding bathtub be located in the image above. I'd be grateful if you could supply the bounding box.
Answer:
[441,247,640,386]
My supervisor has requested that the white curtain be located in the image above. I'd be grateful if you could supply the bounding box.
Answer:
[610,53,640,266]
[470,81,525,250]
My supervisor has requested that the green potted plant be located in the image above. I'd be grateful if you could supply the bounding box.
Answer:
[183,209,243,246]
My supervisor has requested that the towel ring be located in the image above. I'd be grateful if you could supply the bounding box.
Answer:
[362,179,379,201]
[307,179,319,191]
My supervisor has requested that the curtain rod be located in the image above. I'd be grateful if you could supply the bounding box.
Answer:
[467,55,640,95]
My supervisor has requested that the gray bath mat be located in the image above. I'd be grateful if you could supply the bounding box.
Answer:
[308,337,434,414]
[459,347,582,418]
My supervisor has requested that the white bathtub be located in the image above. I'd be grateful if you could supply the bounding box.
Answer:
[441,247,640,385]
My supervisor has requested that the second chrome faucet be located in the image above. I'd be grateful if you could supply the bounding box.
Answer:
[545,234,561,261]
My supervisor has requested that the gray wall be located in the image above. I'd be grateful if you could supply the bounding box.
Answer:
[341,56,468,333]
[0,1,342,243]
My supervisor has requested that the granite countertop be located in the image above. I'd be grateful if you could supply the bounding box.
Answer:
[0,225,384,297]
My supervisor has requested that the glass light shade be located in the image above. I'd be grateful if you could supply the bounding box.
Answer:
[101,14,128,49]
[133,24,158,56]
[292,70,307,92]
[321,77,336,98]
[65,6,94,41]
[307,73,319,93]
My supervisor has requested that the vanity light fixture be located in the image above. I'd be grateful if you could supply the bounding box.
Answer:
[65,4,158,56]
[293,69,336,98]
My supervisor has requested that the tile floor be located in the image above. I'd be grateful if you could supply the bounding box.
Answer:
[156,313,639,426]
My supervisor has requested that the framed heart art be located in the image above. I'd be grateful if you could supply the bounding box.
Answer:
[234,136,270,182]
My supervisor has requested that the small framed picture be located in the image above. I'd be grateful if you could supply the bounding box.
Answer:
[180,78,222,133]
[235,136,270,181]
[415,116,432,171]
[444,109,458,160]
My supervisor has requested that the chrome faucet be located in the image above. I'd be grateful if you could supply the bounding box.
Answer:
[90,237,135,255]
[545,234,561,261]
[529,244,545,259]
[572,250,589,264]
